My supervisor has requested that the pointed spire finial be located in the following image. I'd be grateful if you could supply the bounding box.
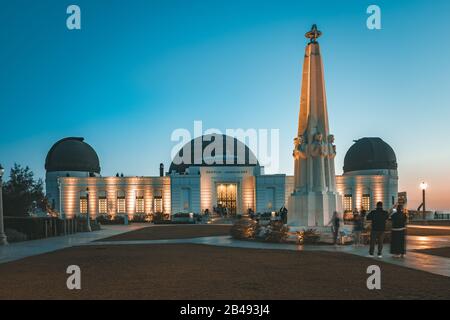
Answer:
[305,24,322,43]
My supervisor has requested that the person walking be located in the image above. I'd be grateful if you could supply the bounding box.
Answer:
[328,211,341,245]
[390,204,407,258]
[353,213,364,246]
[366,202,389,258]
[280,206,288,224]
[352,207,359,219]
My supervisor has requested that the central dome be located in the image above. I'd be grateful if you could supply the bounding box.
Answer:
[343,137,397,173]
[45,137,101,173]
[169,134,259,174]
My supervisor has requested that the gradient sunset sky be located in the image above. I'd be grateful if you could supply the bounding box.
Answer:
[1,0,449,210]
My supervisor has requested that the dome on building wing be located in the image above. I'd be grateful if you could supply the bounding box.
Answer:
[343,137,397,173]
[45,137,101,173]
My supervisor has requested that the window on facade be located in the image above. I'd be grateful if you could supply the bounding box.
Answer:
[98,191,107,214]
[182,188,191,211]
[80,195,88,214]
[266,187,275,211]
[117,190,126,214]
[343,194,352,212]
[136,197,145,213]
[135,191,145,213]
[154,196,163,213]
[362,194,370,211]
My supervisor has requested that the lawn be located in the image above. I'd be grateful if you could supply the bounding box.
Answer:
[0,243,449,300]
[98,224,232,241]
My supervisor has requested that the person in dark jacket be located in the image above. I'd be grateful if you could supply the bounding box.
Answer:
[328,211,341,245]
[390,204,407,258]
[353,213,364,246]
[366,202,389,258]
[279,206,288,224]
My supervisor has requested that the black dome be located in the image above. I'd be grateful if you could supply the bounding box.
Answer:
[45,137,101,173]
[169,134,259,174]
[343,137,397,173]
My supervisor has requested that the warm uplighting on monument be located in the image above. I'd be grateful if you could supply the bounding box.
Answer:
[289,24,339,228]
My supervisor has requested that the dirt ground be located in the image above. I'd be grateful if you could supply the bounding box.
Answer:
[99,224,232,241]
[413,247,450,259]
[0,243,449,300]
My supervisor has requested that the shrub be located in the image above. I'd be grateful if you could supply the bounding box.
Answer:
[5,228,28,243]
[173,212,192,218]
[96,215,127,225]
[297,229,320,245]
[133,213,151,222]
[152,212,165,223]
[230,218,258,240]
[262,220,289,243]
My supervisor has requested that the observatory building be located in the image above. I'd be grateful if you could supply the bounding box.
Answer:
[45,136,398,222]
[44,26,399,223]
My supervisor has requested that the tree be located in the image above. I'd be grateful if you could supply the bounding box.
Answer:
[2,164,46,217]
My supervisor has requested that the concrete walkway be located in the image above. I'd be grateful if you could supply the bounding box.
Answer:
[408,225,450,230]
[91,235,450,278]
[0,224,147,264]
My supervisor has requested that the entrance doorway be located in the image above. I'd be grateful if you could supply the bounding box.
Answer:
[216,183,237,215]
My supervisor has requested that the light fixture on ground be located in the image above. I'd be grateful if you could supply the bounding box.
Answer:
[0,164,8,245]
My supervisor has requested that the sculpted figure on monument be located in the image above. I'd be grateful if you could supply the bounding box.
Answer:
[327,134,337,158]
[293,134,307,159]
[310,132,326,157]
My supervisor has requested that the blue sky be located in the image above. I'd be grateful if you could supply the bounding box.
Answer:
[1,0,450,209]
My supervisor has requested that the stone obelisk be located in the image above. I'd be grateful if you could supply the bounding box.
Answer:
[288,25,340,228]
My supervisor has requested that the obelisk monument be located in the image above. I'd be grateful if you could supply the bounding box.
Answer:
[288,25,340,228]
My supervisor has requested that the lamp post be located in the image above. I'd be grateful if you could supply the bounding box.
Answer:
[420,182,428,220]
[0,164,8,245]
[86,187,92,232]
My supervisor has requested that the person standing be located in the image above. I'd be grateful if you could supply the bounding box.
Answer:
[353,213,364,246]
[390,204,407,258]
[366,202,389,258]
[328,211,341,245]
[360,206,367,220]
[352,208,359,220]
[280,206,288,224]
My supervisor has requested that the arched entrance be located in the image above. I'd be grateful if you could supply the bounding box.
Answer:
[216,183,237,215]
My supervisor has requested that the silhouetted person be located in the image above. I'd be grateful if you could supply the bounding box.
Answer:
[280,206,288,224]
[367,202,389,258]
[328,211,341,245]
[390,204,407,258]
[352,208,359,219]
[360,207,367,223]
[353,213,364,246]
[248,208,255,220]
